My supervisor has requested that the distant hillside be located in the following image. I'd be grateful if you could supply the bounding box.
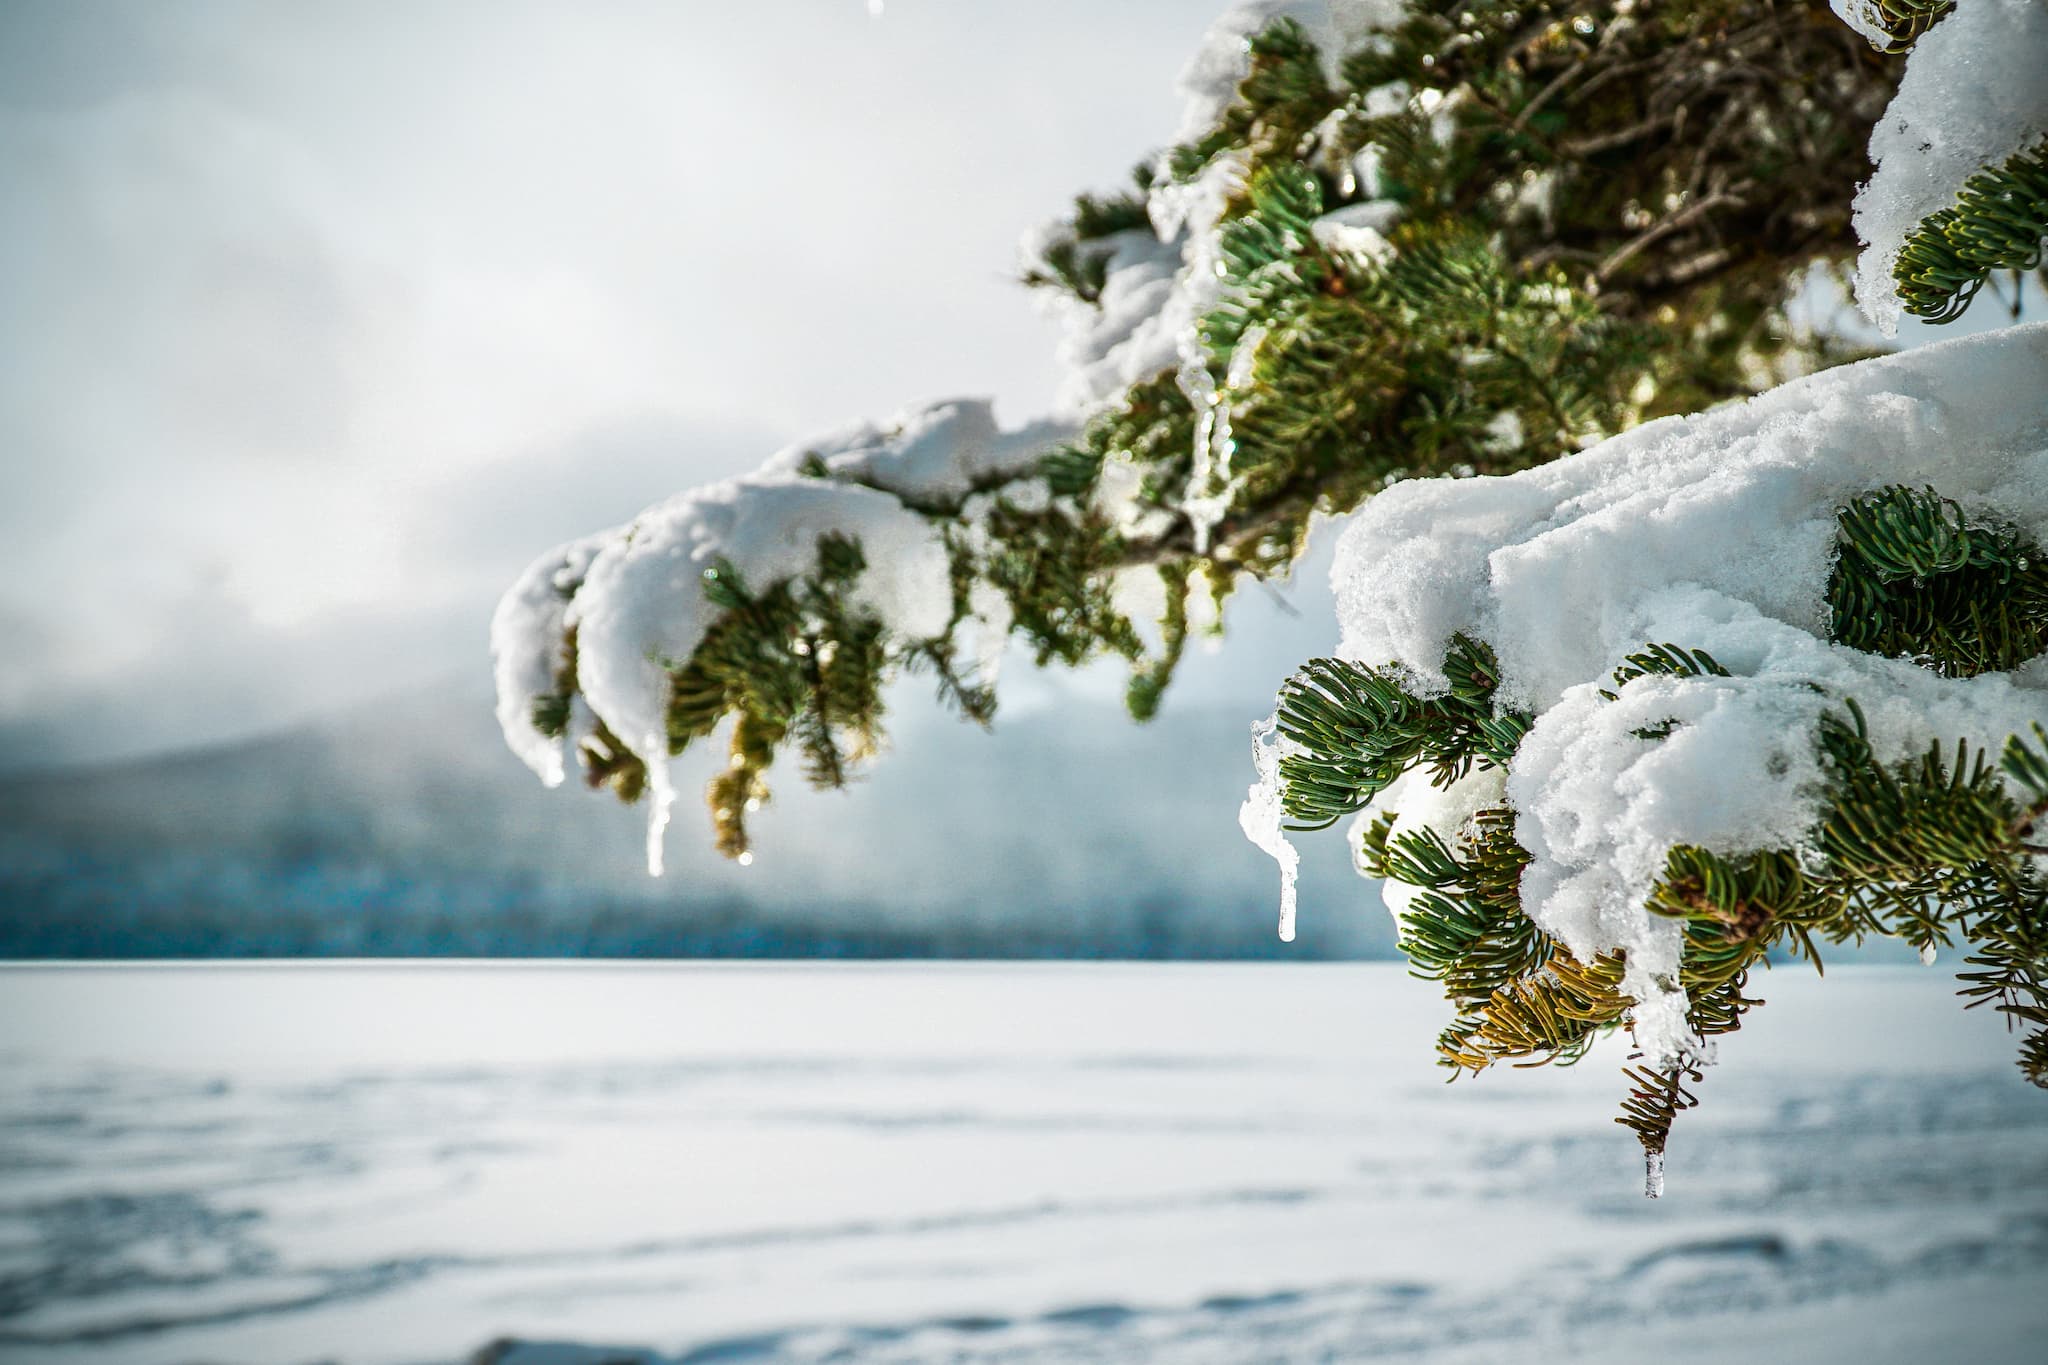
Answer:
[0,681,1390,959]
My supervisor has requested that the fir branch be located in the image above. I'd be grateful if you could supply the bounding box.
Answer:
[1438,949,1632,1073]
[1369,805,1547,1006]
[1893,138,2048,324]
[1616,1061,1702,1158]
[1273,637,1531,830]
[1852,0,1958,55]
[1827,486,2048,679]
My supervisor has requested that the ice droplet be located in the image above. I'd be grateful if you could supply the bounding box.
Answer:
[1645,1149,1665,1199]
[1920,943,1938,966]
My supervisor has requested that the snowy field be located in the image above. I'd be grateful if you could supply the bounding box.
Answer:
[1,962,2045,1365]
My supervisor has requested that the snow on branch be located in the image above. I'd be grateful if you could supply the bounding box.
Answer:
[492,402,1070,873]
[1260,323,2048,1153]
[1849,0,2048,332]
[494,0,1909,889]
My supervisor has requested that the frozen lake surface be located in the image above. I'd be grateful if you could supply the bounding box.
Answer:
[1,962,2044,1364]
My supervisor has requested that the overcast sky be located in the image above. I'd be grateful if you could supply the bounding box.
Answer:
[5,0,2000,780]
[0,0,1326,772]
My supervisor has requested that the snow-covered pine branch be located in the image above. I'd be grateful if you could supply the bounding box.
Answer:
[492,402,1067,873]
[495,0,1893,875]
[1247,0,2048,1187]
[1844,0,2048,331]
[1254,324,2048,1129]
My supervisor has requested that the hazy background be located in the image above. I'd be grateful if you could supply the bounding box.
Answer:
[0,0,1381,958]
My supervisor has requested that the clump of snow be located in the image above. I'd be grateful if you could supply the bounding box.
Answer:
[964,580,1014,687]
[1370,763,1508,922]
[1030,151,1250,525]
[1320,323,2048,1062]
[1033,146,1251,425]
[1828,0,1896,49]
[1503,167,1559,234]
[1037,3,1411,424]
[1849,0,2048,334]
[1172,2,1402,144]
[1091,447,1177,541]
[1034,230,1186,417]
[495,400,1068,875]
[490,533,609,787]
[1310,201,1400,269]
[1481,410,1525,455]
[759,399,1072,504]
[1111,565,1175,657]
[574,477,952,876]
[1024,154,1243,421]
[1186,561,1224,637]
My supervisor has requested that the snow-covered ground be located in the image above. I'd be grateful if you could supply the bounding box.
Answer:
[0,962,2043,1364]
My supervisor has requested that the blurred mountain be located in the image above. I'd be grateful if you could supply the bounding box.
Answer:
[0,680,1390,959]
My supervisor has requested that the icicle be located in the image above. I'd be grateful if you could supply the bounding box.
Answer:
[1644,1149,1665,1199]
[645,750,676,878]
[1176,352,1226,554]
[1240,715,1301,942]
[965,581,1013,688]
[1210,394,1238,486]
